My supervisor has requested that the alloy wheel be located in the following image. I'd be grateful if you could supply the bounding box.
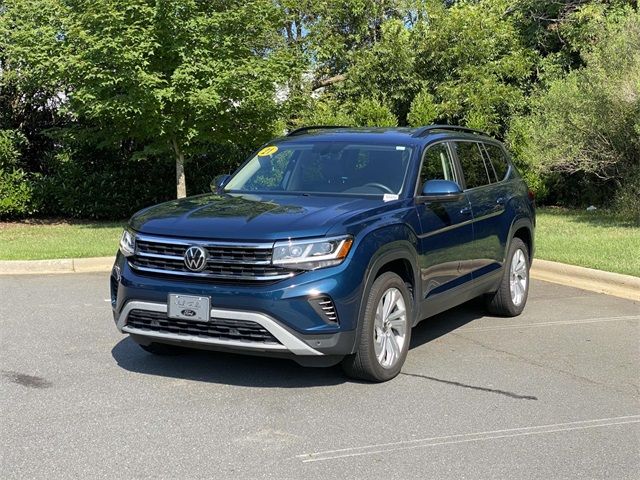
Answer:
[509,248,528,306]
[373,287,408,368]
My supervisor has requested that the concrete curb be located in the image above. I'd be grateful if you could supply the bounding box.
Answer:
[0,255,637,301]
[530,259,640,302]
[0,256,115,275]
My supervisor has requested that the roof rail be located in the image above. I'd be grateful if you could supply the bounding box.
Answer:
[412,124,490,138]
[286,125,350,137]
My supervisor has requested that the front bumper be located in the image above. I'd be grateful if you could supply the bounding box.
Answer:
[116,300,324,355]
[110,252,365,359]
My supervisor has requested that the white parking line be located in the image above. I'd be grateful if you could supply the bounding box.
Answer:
[297,415,640,463]
[456,315,639,333]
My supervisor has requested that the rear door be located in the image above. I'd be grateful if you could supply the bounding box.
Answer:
[415,142,475,299]
[452,141,509,278]
[481,142,516,266]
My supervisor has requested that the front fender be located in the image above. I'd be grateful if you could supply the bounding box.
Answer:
[344,224,421,353]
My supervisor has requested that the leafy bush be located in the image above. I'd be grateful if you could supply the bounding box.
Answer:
[407,90,439,127]
[0,130,37,218]
[30,144,245,220]
[0,168,36,217]
[37,150,176,219]
[298,96,397,128]
[0,130,25,169]
[352,98,397,127]
[612,166,640,224]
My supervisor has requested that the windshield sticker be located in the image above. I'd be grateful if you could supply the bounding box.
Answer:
[257,146,278,157]
[383,194,399,202]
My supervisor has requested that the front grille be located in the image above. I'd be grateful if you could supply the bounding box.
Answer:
[126,310,281,344]
[135,240,186,257]
[130,235,299,283]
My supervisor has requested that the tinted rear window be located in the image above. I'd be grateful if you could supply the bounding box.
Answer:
[455,142,491,189]
[483,143,509,181]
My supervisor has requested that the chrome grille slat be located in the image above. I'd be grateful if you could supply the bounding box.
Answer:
[207,258,272,265]
[126,310,281,344]
[137,251,184,261]
[130,235,299,283]
[136,234,274,249]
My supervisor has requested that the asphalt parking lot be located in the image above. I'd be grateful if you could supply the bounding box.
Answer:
[1,273,638,479]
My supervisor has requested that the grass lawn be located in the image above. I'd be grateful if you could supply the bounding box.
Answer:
[0,209,638,277]
[0,220,124,261]
[535,207,640,277]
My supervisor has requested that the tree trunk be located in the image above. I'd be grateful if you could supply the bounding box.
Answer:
[171,137,187,199]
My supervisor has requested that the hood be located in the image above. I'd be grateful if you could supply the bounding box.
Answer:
[129,192,385,241]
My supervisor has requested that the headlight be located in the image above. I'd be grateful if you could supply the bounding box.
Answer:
[119,229,136,257]
[272,235,353,270]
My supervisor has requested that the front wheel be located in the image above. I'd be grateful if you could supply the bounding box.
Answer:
[485,237,530,316]
[342,272,412,382]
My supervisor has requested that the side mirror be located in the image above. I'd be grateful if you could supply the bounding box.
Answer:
[418,179,464,203]
[210,174,231,193]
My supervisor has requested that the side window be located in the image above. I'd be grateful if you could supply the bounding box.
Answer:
[483,143,509,181]
[455,142,491,189]
[420,143,456,185]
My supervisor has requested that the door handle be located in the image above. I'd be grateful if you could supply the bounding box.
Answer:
[460,206,472,216]
[496,197,506,205]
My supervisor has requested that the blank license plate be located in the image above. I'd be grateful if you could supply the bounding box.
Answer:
[168,294,210,322]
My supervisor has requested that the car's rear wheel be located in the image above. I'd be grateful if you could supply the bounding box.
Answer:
[485,237,530,316]
[342,272,412,382]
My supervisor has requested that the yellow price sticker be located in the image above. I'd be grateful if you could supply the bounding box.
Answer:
[257,146,278,157]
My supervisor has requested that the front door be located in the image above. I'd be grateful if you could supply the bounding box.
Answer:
[415,142,475,300]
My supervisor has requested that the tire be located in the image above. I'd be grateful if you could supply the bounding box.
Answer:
[137,341,186,356]
[342,272,413,382]
[485,237,530,316]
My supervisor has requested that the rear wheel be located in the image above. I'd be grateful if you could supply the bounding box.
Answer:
[342,272,412,382]
[485,237,530,316]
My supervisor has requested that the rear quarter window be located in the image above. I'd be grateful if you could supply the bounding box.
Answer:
[455,142,491,189]
[483,143,510,181]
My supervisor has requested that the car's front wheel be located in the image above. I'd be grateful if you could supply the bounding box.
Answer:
[342,272,412,382]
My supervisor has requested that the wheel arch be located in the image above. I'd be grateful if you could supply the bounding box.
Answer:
[348,238,421,354]
[507,217,534,262]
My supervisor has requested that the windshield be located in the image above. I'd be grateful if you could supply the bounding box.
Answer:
[224,142,413,196]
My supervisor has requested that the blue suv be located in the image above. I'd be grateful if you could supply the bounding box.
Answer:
[111,125,535,382]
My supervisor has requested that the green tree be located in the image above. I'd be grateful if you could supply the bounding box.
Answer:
[311,0,536,131]
[509,9,640,211]
[412,0,536,133]
[342,19,419,121]
[0,0,67,172]
[306,0,417,82]
[62,0,289,198]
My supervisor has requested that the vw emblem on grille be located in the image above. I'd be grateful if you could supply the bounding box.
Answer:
[184,246,208,272]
